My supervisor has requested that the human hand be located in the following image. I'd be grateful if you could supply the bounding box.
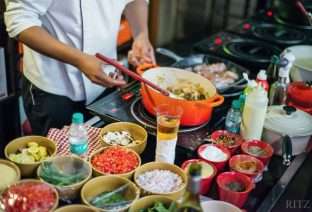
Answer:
[77,54,126,87]
[128,33,156,66]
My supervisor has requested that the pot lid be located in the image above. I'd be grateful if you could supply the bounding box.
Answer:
[264,105,312,137]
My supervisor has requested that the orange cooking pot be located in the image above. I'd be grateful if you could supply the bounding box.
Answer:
[139,66,224,126]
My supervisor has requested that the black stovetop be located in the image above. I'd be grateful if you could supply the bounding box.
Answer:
[87,81,229,152]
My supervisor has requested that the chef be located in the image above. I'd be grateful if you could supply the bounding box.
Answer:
[4,0,155,135]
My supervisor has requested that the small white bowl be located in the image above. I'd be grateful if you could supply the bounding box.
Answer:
[201,200,241,212]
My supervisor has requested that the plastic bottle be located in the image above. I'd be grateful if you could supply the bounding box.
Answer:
[269,52,295,105]
[244,80,258,96]
[240,86,268,141]
[256,70,269,92]
[225,100,242,134]
[239,94,246,113]
[68,113,88,157]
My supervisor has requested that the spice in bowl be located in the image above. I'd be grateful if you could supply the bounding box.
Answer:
[91,147,140,175]
[225,181,246,192]
[0,180,57,212]
[136,169,184,194]
[211,130,244,154]
[229,155,264,180]
[241,140,274,165]
[201,145,228,162]
[103,131,140,146]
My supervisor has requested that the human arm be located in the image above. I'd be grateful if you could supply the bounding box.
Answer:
[4,0,125,87]
[124,0,156,66]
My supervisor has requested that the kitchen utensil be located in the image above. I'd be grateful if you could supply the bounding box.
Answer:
[287,81,312,108]
[263,105,312,156]
[197,144,231,172]
[216,172,254,208]
[141,67,224,126]
[4,136,57,177]
[286,45,312,81]
[95,53,170,96]
[181,159,217,195]
[155,48,249,95]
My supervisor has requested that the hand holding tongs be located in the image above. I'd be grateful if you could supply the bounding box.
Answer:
[95,53,169,96]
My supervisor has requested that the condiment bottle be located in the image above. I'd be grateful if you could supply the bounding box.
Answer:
[178,163,203,212]
[240,86,268,140]
[267,55,280,84]
[256,70,269,92]
[225,100,241,134]
[269,52,295,105]
[244,80,258,96]
[68,113,88,157]
[239,94,246,113]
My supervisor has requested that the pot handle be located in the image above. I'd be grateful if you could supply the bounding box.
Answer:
[136,63,158,75]
[156,48,184,62]
[282,135,292,166]
[195,95,224,108]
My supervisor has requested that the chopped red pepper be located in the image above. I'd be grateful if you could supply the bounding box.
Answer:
[91,147,139,174]
[0,181,57,212]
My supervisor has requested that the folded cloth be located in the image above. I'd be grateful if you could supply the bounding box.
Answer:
[47,126,102,157]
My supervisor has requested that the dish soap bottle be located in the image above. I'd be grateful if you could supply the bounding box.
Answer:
[68,113,88,157]
[225,100,242,134]
[178,163,203,212]
[256,70,269,92]
[240,86,268,140]
[269,52,295,105]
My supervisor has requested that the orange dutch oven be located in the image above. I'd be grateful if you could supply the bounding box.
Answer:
[138,65,224,126]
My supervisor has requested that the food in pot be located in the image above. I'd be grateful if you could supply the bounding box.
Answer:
[166,80,209,100]
[247,146,268,157]
[9,142,49,163]
[225,181,246,192]
[39,161,89,186]
[0,181,57,212]
[213,134,236,147]
[201,145,228,162]
[234,160,257,174]
[187,63,239,89]
[0,164,17,191]
[91,147,139,174]
[89,183,132,210]
[136,169,183,193]
[139,202,177,212]
[103,131,140,146]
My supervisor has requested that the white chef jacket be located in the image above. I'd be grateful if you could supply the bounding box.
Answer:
[4,0,134,104]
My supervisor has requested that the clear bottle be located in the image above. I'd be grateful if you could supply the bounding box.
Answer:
[269,52,295,105]
[240,86,268,141]
[178,163,203,212]
[68,113,88,157]
[225,100,242,134]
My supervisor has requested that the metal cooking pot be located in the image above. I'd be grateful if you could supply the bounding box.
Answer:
[262,105,312,156]
[140,67,224,126]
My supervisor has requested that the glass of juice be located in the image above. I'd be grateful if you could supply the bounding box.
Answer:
[155,104,183,164]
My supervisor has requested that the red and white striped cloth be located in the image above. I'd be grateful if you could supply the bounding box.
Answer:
[47,126,102,157]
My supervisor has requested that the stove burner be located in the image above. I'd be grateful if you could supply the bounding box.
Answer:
[130,98,208,133]
[252,24,306,45]
[223,39,281,64]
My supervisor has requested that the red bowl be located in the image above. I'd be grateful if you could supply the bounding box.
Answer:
[229,154,264,180]
[181,159,217,195]
[197,144,231,172]
[210,130,244,154]
[217,171,255,208]
[241,140,274,165]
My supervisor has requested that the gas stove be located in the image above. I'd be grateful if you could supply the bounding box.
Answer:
[193,32,282,75]
[87,81,228,152]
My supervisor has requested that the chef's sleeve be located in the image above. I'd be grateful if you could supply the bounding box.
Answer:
[4,0,53,38]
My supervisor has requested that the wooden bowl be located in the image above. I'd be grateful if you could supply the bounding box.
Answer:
[4,136,57,177]
[90,146,141,179]
[0,159,21,193]
[1,179,59,211]
[37,155,92,201]
[134,162,187,200]
[100,122,148,154]
[81,175,140,212]
[54,204,96,212]
[129,195,175,212]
